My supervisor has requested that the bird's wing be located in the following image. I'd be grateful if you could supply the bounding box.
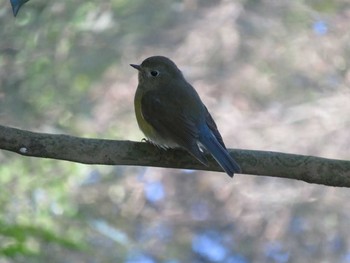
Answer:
[204,105,226,149]
[141,90,208,165]
[141,90,198,145]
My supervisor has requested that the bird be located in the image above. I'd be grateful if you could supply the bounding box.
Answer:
[130,56,241,177]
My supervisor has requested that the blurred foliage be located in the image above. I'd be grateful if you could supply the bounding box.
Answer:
[1,0,350,262]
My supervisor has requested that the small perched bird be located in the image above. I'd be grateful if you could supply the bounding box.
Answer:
[131,56,241,177]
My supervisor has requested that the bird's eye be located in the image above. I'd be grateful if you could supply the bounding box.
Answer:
[150,70,159,77]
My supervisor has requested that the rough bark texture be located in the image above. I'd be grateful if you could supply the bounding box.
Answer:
[1,124,349,187]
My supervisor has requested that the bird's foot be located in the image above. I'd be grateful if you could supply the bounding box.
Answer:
[141,138,150,143]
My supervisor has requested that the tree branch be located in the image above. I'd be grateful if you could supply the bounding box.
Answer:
[0,124,349,187]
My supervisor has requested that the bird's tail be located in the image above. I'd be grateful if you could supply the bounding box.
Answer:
[199,132,241,177]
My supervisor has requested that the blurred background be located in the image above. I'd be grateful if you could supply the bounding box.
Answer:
[1,0,350,262]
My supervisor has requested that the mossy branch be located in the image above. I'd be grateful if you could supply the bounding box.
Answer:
[0,124,349,187]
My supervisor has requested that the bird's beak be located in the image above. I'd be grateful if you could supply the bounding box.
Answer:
[130,64,142,71]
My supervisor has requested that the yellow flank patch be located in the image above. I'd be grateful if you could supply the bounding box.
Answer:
[134,89,156,139]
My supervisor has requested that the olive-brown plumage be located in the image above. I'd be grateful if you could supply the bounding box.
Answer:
[131,56,241,177]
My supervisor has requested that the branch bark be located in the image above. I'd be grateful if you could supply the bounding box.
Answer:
[1,124,349,187]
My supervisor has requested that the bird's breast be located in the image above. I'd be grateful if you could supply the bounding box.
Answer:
[134,88,178,148]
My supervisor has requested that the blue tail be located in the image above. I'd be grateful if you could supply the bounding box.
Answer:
[199,130,241,177]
